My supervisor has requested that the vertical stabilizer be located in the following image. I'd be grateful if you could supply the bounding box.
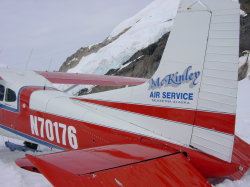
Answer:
[151,0,240,162]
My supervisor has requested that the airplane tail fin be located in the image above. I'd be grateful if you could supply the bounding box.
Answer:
[148,0,240,162]
[151,0,240,132]
[81,0,242,162]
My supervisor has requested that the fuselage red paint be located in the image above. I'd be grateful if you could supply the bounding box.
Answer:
[72,98,235,135]
[0,87,240,179]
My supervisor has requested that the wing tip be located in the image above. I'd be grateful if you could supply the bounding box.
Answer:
[24,154,82,186]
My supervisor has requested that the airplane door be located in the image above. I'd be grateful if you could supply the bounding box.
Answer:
[2,86,18,130]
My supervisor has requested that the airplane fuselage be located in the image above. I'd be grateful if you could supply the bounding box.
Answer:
[0,86,241,179]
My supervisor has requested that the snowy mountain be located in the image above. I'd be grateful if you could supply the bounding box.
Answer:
[59,0,250,96]
[61,0,179,76]
[56,0,179,94]
[59,0,179,74]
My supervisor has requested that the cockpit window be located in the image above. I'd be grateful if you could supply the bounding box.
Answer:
[0,85,4,101]
[5,88,16,102]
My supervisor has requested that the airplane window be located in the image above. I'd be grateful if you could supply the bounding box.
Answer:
[5,88,16,102]
[0,85,4,101]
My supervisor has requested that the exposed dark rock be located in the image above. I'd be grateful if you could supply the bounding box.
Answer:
[78,88,89,96]
[239,0,250,55]
[239,0,250,80]
[240,14,250,55]
[90,85,125,94]
[105,68,119,75]
[238,61,249,81]
[240,0,250,14]
[79,32,170,95]
[109,32,169,79]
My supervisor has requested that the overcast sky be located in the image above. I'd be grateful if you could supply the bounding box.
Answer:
[0,0,153,71]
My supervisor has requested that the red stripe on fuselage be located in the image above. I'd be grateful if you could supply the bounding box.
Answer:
[72,98,235,135]
[0,87,240,178]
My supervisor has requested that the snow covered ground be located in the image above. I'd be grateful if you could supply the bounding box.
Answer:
[0,75,249,186]
[216,74,250,186]
[236,75,250,143]
[0,137,52,187]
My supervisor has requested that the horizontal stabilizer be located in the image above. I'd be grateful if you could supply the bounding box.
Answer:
[36,71,147,86]
[16,143,210,186]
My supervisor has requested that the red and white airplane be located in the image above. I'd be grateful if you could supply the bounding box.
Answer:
[0,0,249,186]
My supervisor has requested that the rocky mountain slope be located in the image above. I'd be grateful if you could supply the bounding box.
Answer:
[85,33,169,95]
[59,27,131,72]
[59,0,250,95]
[240,0,250,54]
[238,0,250,80]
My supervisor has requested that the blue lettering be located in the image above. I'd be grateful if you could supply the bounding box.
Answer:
[162,92,166,99]
[148,66,200,90]
[183,93,188,100]
[189,93,193,100]
[171,92,175,99]
[192,72,200,86]
[189,73,193,81]
[167,92,171,99]
[150,92,194,101]
[184,66,191,80]
[150,91,154,98]
[149,78,161,90]
[167,74,175,84]
[156,92,160,98]
[176,92,181,99]
[150,91,161,98]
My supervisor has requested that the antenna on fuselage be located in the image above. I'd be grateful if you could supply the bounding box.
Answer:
[25,48,34,70]
[43,57,53,90]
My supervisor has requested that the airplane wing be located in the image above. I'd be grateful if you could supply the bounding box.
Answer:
[36,71,148,86]
[16,143,211,186]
